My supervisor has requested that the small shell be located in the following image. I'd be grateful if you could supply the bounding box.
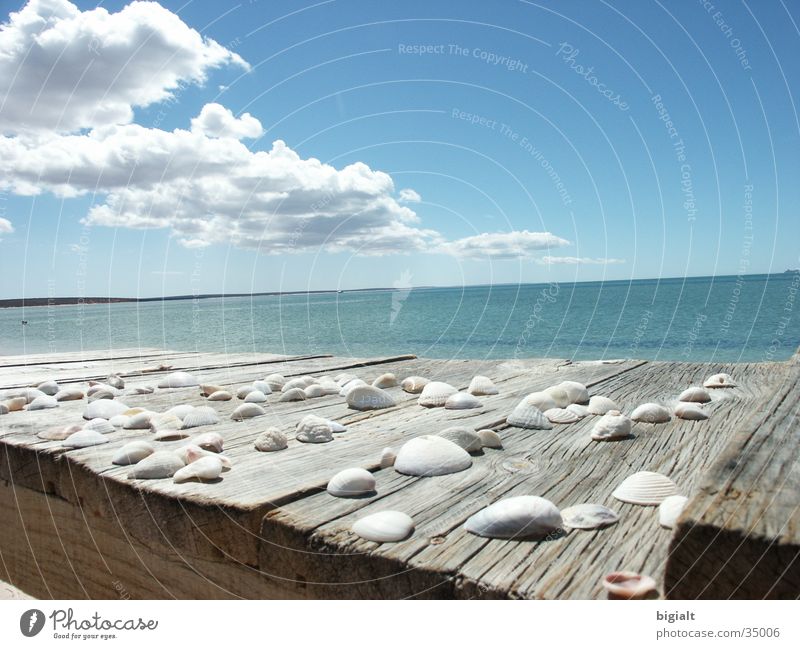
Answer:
[467,376,498,396]
[181,406,221,429]
[544,408,580,424]
[83,418,116,434]
[107,415,127,427]
[303,384,326,398]
[149,413,184,432]
[587,395,618,415]
[280,388,307,402]
[401,376,430,394]
[264,373,286,389]
[602,572,658,600]
[523,392,558,412]
[438,426,482,453]
[176,444,232,468]
[418,382,458,408]
[128,451,185,479]
[478,429,503,449]
[394,435,472,476]
[173,456,224,483]
[444,392,483,410]
[106,374,125,389]
[17,388,46,403]
[112,441,155,465]
[560,503,619,530]
[315,381,341,396]
[254,428,288,452]
[334,373,358,387]
[207,390,232,401]
[84,399,129,420]
[244,390,268,403]
[506,402,553,430]
[339,379,367,397]
[231,403,266,420]
[352,511,414,543]
[191,432,224,453]
[236,385,257,399]
[38,424,83,441]
[465,496,562,540]
[380,447,397,468]
[613,471,679,506]
[678,386,711,403]
[327,468,376,498]
[295,415,334,444]
[659,495,689,529]
[4,396,27,411]
[166,404,195,420]
[63,430,109,449]
[123,411,155,430]
[372,373,398,389]
[157,372,199,389]
[251,381,273,395]
[88,389,116,402]
[27,395,59,410]
[558,380,589,404]
[282,378,310,392]
[630,403,671,423]
[591,410,633,441]
[200,384,225,397]
[36,380,60,396]
[544,385,570,408]
[674,402,709,420]
[347,385,395,411]
[703,372,736,388]
[55,388,84,402]
[152,429,191,442]
[87,383,117,397]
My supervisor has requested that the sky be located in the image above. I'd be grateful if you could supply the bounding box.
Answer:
[0,0,798,298]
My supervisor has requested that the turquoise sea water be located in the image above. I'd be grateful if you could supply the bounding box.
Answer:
[1,273,798,362]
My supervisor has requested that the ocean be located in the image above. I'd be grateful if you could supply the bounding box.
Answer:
[1,273,798,362]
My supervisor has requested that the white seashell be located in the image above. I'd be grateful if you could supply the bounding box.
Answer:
[380,447,397,468]
[591,410,633,441]
[327,468,376,498]
[295,414,334,440]
[112,441,155,465]
[207,390,232,401]
[347,385,395,411]
[659,495,689,529]
[38,424,83,440]
[401,376,429,394]
[613,471,679,506]
[703,372,736,388]
[83,418,115,434]
[280,388,307,402]
[467,375,498,396]
[87,383,118,397]
[523,391,558,412]
[128,451,185,479]
[558,380,589,404]
[11,387,46,403]
[544,408,580,424]
[334,373,358,386]
[191,432,224,453]
[630,403,671,423]
[166,404,195,420]
[148,413,183,432]
[251,380,272,395]
[174,456,224,483]
[27,395,59,410]
[464,496,562,540]
[236,385,257,399]
[84,399,129,420]
[152,429,191,442]
[36,380,60,396]
[327,418,347,433]
[265,373,286,389]
[303,384,326,398]
[254,428,288,452]
[352,511,414,543]
[316,380,341,396]
[444,392,483,410]
[282,378,309,392]
[438,426,482,453]
[88,389,116,402]
[231,403,266,420]
[418,381,457,407]
[394,435,472,476]
[176,444,232,468]
[123,411,155,430]
[55,388,84,402]
[674,402,709,420]
[244,390,268,403]
[63,430,109,449]
[4,396,27,411]
[587,395,618,415]
[560,503,619,530]
[477,429,502,449]
[544,385,570,408]
[339,379,367,397]
[506,401,553,430]
[105,374,125,389]
[126,385,154,395]
[372,373,398,389]
[181,406,221,429]
[157,371,199,388]
[602,572,658,599]
[678,386,711,403]
[200,384,225,397]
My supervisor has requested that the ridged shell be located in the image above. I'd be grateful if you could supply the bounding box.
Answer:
[703,372,736,388]
[231,403,266,420]
[199,384,224,397]
[236,385,257,399]
[352,511,414,543]
[83,418,115,434]
[106,374,125,389]
[339,379,367,397]
[380,447,397,468]
[123,411,155,429]
[465,496,562,540]
[674,402,709,420]
[587,395,618,415]
[523,391,558,412]
[55,388,84,401]
[88,389,116,402]
[566,403,589,418]
[612,471,679,506]
[254,428,288,452]
[173,455,223,483]
[630,403,671,423]
[558,381,589,404]
[477,429,503,449]
[467,376,498,396]
[506,402,553,430]
[149,413,183,432]
[280,388,307,402]
[282,378,310,392]
[87,383,117,397]
[444,392,482,410]
[602,572,658,599]
[347,385,395,411]
[207,390,232,401]
[84,399,129,420]
[244,390,267,403]
[181,406,221,429]
[678,386,711,403]
[327,468,376,498]
[38,424,83,440]
[264,373,286,389]
[28,395,59,410]
[659,495,688,529]
[438,426,482,453]
[63,430,109,448]
[36,380,60,396]
[561,503,619,530]
[418,381,457,407]
[334,373,358,387]
[152,429,191,441]
[394,435,472,476]
[166,404,195,420]
[157,372,199,388]
[303,384,326,398]
[251,381,272,395]
[112,441,155,465]
[544,385,570,408]
[544,408,580,424]
[591,410,633,441]
[191,432,224,453]
[128,451,185,479]
[372,373,398,389]
[401,376,429,394]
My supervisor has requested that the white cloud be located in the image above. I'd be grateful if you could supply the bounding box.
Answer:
[0,217,13,233]
[0,0,247,135]
[538,256,626,265]
[190,103,263,139]
[441,230,571,259]
[398,188,421,203]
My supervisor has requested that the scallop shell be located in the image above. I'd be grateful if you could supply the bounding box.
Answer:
[560,503,619,530]
[4,396,27,411]
[394,435,472,476]
[352,511,414,543]
[231,403,266,420]
[36,380,60,396]
[149,413,184,432]
[401,376,430,394]
[280,388,307,402]
[152,429,191,442]
[264,373,286,389]
[544,385,570,408]
[566,403,589,418]
[254,428,288,452]
[630,403,671,423]
[200,384,225,397]
[127,451,185,479]
[83,418,116,434]
[602,572,658,600]
[678,386,711,403]
[418,381,458,407]
[444,392,483,410]
[339,379,367,397]
[591,410,633,441]
[523,392,558,412]
[587,395,618,415]
[27,395,59,410]
[84,399,129,420]
[176,444,232,468]
[438,426,482,453]
[372,373,398,389]
[112,441,155,465]
[207,390,232,401]
[157,371,199,389]
[703,372,736,388]
[63,430,109,449]
[380,447,397,468]
[55,388,84,402]
[123,411,155,430]
[544,408,580,424]
[464,496,562,540]
[282,378,310,392]
[251,380,272,395]
[674,402,709,420]
[506,402,553,430]
[173,455,224,483]
[467,375,498,396]
[612,471,679,505]
[38,424,83,441]
[87,383,118,397]
[303,384,326,398]
[327,468,376,498]
[166,404,195,420]
[106,374,125,389]
[244,390,268,403]
[659,495,689,529]
[181,406,221,429]
[236,385,257,399]
[477,429,502,449]
[88,389,116,402]
[347,385,395,411]
[558,380,589,404]
[191,432,224,453]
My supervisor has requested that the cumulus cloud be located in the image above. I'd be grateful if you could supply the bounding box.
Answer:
[538,256,626,265]
[0,0,247,135]
[398,188,421,203]
[190,103,263,139]
[440,230,571,259]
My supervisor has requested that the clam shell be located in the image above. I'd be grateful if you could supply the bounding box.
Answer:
[506,402,553,430]
[659,495,689,529]
[467,375,498,396]
[602,572,658,600]
[380,447,397,468]
[352,511,414,543]
[544,385,570,408]
[127,451,185,479]
[251,381,272,395]
[444,392,482,410]
[83,418,115,434]
[612,471,679,506]
[84,399,129,420]
[55,388,84,401]
[282,378,309,392]
[327,468,376,498]
[36,380,59,396]
[630,403,671,423]
[303,384,326,398]
[38,424,83,441]
[561,503,619,530]
[401,376,429,394]
[280,388,307,402]
[200,384,225,397]
[152,429,191,442]
[544,408,580,424]
[157,372,199,388]
[703,372,736,388]
[438,426,482,453]
[87,383,118,397]
[674,402,709,420]
[477,429,502,449]
[347,385,395,411]
[231,403,266,420]
[265,373,286,389]
[88,389,116,402]
[372,373,398,389]
[523,391,558,412]
[109,414,129,428]
[316,381,341,396]
[244,390,268,403]
[27,395,59,410]
[112,441,155,465]
[339,379,367,397]
[176,444,232,468]
[334,373,358,387]
[558,380,589,404]
[181,406,221,429]
[173,455,223,483]
[63,430,109,449]
[207,390,232,401]
[418,381,458,407]
[106,374,125,389]
[191,432,224,453]
[394,435,472,476]
[566,403,589,418]
[166,404,195,420]
[4,396,27,411]
[254,428,288,452]
[236,385,257,399]
[465,496,562,540]
[590,410,633,441]
[587,395,618,415]
[678,386,711,403]
[149,413,184,432]
[123,411,155,429]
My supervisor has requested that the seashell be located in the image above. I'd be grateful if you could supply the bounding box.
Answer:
[659,495,688,529]
[612,471,679,506]
[303,384,326,398]
[63,430,109,449]
[296,415,334,436]
[401,376,429,394]
[316,380,341,396]
[477,429,502,449]
[236,385,257,399]
[166,404,195,420]
[630,403,671,423]
[84,399,129,420]
[372,373,398,389]
[561,503,619,530]
[152,429,191,442]
[38,424,83,441]
[174,455,224,483]
[334,373,358,386]
[127,451,185,479]
[87,383,118,397]
[327,468,376,498]
[181,406,221,429]
[523,391,558,412]
[444,392,483,410]
[296,427,333,444]
[587,395,618,415]
[590,410,633,441]
[394,435,472,476]
[176,444,232,468]
[106,374,125,389]
[251,380,272,395]
[282,378,309,392]
[88,389,116,402]
[148,413,183,432]
[703,372,736,388]
[602,572,658,600]
[339,379,367,397]
[438,426,482,453]
[36,380,60,396]
[467,375,498,396]
[200,384,225,397]
[127,385,154,395]
[0,403,7,415]
[207,390,232,401]
[352,511,414,543]
[4,396,27,411]
[83,418,115,434]
[157,371,199,388]
[347,385,396,411]
[191,432,224,453]
[380,447,397,468]
[464,496,562,540]
[506,402,553,430]
[678,386,711,403]
[544,385,570,408]
[112,441,155,465]
[231,403,266,420]
[418,381,457,407]
[55,388,84,402]
[244,390,268,403]
[544,408,580,424]
[280,388,307,402]
[558,380,589,404]
[27,395,59,410]
[674,402,709,420]
[123,411,155,430]
[11,387,46,403]
[264,373,286,389]
[254,428,288,452]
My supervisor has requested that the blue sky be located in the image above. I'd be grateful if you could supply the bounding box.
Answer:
[0,0,798,298]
